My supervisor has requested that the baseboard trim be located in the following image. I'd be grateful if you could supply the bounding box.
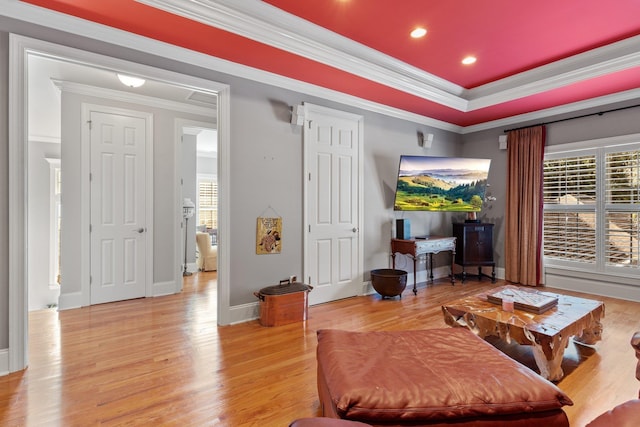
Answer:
[545,270,640,302]
[153,280,179,297]
[228,301,260,325]
[58,291,83,310]
[0,348,8,376]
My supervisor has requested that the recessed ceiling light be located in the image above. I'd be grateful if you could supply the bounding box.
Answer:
[410,27,427,38]
[461,56,477,65]
[117,73,146,88]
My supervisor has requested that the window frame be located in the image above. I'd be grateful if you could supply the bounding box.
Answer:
[543,134,640,279]
[196,173,218,231]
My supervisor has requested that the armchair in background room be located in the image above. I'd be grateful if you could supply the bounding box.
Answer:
[195,232,217,271]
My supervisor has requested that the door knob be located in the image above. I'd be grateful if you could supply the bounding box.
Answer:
[137,228,145,233]
[352,227,358,233]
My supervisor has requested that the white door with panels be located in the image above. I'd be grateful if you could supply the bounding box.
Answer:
[90,110,147,304]
[304,103,363,305]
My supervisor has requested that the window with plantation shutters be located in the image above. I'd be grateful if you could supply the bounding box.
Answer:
[197,176,218,230]
[543,142,640,276]
[543,154,597,264]
[604,150,640,268]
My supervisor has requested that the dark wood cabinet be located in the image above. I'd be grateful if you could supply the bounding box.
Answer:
[452,222,496,283]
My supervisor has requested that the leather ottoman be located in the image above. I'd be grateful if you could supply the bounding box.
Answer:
[290,418,372,427]
[316,328,573,426]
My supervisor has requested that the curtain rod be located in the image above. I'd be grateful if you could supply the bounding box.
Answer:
[503,103,640,133]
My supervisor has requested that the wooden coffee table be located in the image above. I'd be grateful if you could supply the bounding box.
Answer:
[442,285,605,381]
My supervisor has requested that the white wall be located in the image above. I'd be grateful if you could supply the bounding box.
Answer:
[27,140,61,310]
[197,155,216,176]
[0,29,10,350]
[181,133,197,267]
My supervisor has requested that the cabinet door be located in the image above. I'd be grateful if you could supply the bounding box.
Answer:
[465,225,493,264]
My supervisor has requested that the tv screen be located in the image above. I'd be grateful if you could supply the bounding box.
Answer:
[393,155,491,211]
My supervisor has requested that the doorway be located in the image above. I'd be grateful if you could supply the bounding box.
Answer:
[10,34,231,373]
[180,123,218,279]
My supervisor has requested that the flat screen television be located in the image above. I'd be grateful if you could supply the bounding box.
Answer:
[393,155,491,211]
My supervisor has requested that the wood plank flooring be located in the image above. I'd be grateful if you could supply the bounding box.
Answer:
[1,273,639,426]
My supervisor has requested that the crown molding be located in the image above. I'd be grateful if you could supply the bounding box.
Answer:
[461,87,640,134]
[467,35,640,110]
[51,79,216,117]
[28,134,61,144]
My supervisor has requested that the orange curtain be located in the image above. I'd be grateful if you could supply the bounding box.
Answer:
[504,126,546,286]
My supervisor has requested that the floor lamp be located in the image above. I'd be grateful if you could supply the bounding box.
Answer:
[183,198,195,277]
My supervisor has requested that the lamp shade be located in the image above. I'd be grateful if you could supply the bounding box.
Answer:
[183,198,195,219]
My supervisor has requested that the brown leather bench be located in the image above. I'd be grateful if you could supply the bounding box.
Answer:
[316,328,573,426]
[586,331,640,427]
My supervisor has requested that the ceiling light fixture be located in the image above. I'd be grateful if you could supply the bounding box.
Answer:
[410,27,427,38]
[117,73,146,88]
[461,56,477,65]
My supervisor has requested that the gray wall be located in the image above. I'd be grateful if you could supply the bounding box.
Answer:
[226,82,463,305]
[460,131,508,270]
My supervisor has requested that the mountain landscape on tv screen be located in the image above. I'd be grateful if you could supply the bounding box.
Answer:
[393,156,491,211]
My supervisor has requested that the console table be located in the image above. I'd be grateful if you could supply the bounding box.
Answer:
[391,237,456,295]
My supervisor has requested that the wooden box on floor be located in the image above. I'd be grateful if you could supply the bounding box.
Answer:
[254,282,312,327]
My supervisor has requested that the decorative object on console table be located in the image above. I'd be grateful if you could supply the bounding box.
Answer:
[452,222,495,283]
[395,218,410,239]
[390,236,456,295]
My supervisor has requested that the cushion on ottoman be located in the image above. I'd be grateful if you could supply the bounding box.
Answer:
[316,328,573,423]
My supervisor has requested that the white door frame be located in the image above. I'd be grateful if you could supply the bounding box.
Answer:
[8,34,232,373]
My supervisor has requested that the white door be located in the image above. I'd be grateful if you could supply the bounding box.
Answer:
[90,110,147,304]
[304,103,363,305]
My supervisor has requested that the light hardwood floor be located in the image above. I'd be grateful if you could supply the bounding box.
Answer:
[1,273,639,426]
